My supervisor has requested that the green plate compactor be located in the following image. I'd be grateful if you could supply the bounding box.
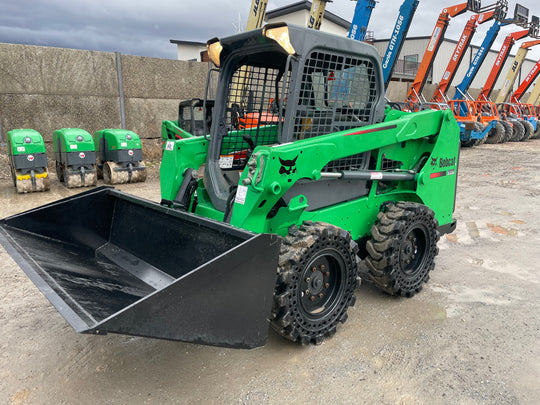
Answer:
[7,129,50,193]
[94,129,147,184]
[53,128,98,188]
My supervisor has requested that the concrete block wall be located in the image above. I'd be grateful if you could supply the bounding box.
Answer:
[0,43,209,144]
[0,42,531,147]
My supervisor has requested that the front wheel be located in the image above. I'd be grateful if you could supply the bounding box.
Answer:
[365,202,439,297]
[271,222,359,345]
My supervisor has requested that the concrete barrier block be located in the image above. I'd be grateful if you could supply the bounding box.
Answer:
[124,98,180,139]
[0,94,121,142]
[121,55,209,99]
[0,43,118,96]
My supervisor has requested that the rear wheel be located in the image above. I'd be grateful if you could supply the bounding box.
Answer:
[10,164,16,187]
[474,122,487,146]
[55,161,64,182]
[365,202,439,297]
[533,123,540,140]
[510,120,524,141]
[271,222,358,345]
[486,121,504,144]
[64,164,82,188]
[500,121,513,143]
[521,120,534,141]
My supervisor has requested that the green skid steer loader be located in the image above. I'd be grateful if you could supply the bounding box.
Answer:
[0,24,459,349]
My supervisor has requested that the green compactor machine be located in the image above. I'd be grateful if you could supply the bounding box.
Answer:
[0,24,460,349]
[94,129,146,184]
[53,128,98,188]
[6,129,50,193]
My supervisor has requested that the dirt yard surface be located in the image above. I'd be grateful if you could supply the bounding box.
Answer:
[1,140,539,405]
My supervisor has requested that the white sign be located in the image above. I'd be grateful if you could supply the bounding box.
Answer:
[235,185,248,205]
[219,155,234,169]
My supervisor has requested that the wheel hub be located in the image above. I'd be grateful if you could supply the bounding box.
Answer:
[309,270,324,294]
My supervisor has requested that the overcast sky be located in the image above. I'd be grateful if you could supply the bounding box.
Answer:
[1,0,539,61]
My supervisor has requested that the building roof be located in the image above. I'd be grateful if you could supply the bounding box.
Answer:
[169,39,206,46]
[265,1,350,29]
[170,1,351,47]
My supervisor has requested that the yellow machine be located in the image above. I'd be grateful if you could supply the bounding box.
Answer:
[526,74,540,104]
[496,39,540,103]
[308,0,332,29]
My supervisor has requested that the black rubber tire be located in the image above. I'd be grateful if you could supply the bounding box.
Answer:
[10,165,16,187]
[500,120,513,143]
[55,161,64,182]
[485,121,504,144]
[533,123,540,140]
[271,222,359,345]
[521,120,534,141]
[474,122,487,146]
[510,120,525,142]
[365,201,439,297]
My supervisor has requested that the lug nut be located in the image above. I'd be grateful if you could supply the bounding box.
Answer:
[325,283,330,288]
[325,271,330,277]
[318,293,324,298]
[310,296,315,301]
[306,277,310,282]
[305,289,310,294]
[321,265,326,270]
[312,267,317,272]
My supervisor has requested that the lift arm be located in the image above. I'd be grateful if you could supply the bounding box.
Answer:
[245,0,269,31]
[453,2,528,100]
[526,76,540,104]
[348,0,377,41]
[381,0,420,89]
[495,39,540,103]
[430,5,505,104]
[477,14,538,101]
[510,59,540,102]
[476,28,534,101]
[308,0,333,30]
[404,0,482,109]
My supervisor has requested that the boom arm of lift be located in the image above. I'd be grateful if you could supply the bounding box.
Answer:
[245,0,269,31]
[430,8,502,104]
[496,39,540,103]
[381,0,419,90]
[308,0,333,30]
[348,0,377,41]
[526,75,540,104]
[510,59,540,102]
[477,15,539,101]
[404,0,482,108]
[453,2,529,101]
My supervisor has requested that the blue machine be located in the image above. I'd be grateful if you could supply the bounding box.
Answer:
[381,0,419,89]
[348,0,377,41]
[451,3,530,143]
[452,2,530,101]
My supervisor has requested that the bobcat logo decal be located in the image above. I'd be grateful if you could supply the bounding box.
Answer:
[279,156,298,175]
[431,157,438,167]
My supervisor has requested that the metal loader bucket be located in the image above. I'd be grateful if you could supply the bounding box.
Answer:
[0,187,280,349]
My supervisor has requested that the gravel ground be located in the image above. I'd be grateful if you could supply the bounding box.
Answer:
[0,140,539,405]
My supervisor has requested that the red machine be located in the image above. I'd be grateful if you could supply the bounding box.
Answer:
[476,29,531,102]
[430,8,502,103]
[404,0,482,110]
